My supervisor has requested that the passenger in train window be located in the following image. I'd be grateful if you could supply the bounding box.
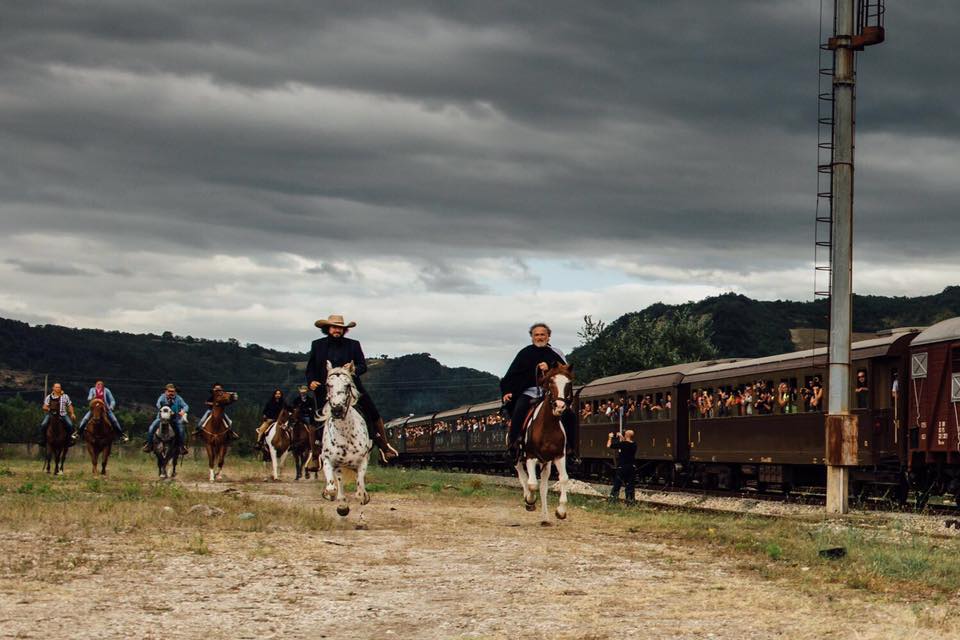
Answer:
[687,396,698,419]
[777,382,797,414]
[625,397,637,419]
[855,369,869,409]
[651,393,664,418]
[742,385,754,415]
[664,392,673,419]
[580,401,593,421]
[639,394,652,420]
[810,377,824,411]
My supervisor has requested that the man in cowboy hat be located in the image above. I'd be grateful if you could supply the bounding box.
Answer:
[306,314,398,462]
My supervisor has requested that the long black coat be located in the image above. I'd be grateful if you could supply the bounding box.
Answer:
[500,344,567,414]
[305,336,369,402]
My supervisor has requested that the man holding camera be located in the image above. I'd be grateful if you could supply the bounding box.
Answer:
[607,429,637,503]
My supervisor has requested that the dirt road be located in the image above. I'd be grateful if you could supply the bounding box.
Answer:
[0,478,951,639]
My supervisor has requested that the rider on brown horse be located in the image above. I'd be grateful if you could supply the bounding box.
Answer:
[306,314,397,462]
[143,384,190,455]
[38,383,76,446]
[193,383,241,442]
[74,380,128,443]
[500,323,577,459]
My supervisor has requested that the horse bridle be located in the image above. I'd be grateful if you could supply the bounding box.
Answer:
[327,371,355,417]
[539,368,572,407]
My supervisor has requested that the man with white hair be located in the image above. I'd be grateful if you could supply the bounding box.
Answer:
[500,322,577,458]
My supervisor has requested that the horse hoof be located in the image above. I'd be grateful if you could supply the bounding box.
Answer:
[555,509,567,520]
[336,505,350,517]
[525,503,536,512]
[540,521,552,527]
[524,495,536,507]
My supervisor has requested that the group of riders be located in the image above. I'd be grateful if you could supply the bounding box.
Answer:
[39,315,575,462]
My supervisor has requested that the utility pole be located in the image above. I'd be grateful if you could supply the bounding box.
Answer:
[824,1,885,514]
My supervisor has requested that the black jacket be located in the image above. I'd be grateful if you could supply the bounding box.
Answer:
[305,336,368,389]
[500,344,567,401]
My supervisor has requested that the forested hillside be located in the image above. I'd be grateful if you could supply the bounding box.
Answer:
[0,318,499,443]
[569,287,960,381]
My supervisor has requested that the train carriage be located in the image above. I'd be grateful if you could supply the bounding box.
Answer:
[907,318,960,503]
[432,405,471,468]
[576,362,732,482]
[682,330,915,493]
[464,400,508,466]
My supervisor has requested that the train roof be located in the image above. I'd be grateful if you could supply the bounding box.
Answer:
[578,360,738,398]
[466,399,501,414]
[384,417,408,429]
[683,330,918,383]
[911,317,960,347]
[434,405,472,420]
[405,412,436,426]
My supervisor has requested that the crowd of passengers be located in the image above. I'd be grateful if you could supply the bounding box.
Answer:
[580,393,674,423]
[578,370,871,421]
[401,413,505,439]
[687,371,872,418]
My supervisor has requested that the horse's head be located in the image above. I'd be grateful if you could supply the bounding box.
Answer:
[541,364,574,417]
[326,360,358,419]
[159,405,174,423]
[212,388,238,407]
[89,398,106,415]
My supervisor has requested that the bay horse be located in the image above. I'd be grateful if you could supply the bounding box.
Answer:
[84,398,114,476]
[198,388,238,482]
[263,407,294,481]
[288,406,319,481]
[153,406,181,479]
[320,361,372,517]
[42,411,69,475]
[515,364,574,525]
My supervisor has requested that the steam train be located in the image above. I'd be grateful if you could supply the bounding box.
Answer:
[384,317,960,506]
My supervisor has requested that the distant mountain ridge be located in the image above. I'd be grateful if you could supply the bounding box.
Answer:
[0,318,499,419]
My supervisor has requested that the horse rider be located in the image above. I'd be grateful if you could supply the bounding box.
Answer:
[193,382,240,442]
[74,380,129,443]
[290,385,315,427]
[143,384,189,455]
[254,387,288,450]
[500,322,577,458]
[38,382,76,446]
[305,314,398,462]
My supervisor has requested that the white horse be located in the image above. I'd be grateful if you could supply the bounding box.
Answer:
[320,361,373,517]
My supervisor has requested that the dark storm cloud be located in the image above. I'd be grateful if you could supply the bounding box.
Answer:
[6,258,90,276]
[0,1,957,270]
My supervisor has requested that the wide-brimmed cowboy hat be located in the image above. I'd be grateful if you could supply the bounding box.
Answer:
[314,314,357,329]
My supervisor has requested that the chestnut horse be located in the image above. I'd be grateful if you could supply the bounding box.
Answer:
[288,406,319,481]
[198,388,238,482]
[515,364,574,525]
[83,398,114,475]
[42,412,69,475]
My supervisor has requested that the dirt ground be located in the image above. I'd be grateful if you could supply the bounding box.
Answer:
[0,477,952,640]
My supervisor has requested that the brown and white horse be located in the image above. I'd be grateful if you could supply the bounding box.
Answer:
[83,398,114,475]
[515,364,574,525]
[198,388,238,482]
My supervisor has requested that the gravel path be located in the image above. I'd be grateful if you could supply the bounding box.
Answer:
[0,481,952,639]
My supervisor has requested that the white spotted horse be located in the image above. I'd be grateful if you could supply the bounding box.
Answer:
[515,364,574,525]
[320,361,373,518]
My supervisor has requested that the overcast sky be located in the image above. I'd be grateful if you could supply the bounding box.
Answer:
[1,1,957,374]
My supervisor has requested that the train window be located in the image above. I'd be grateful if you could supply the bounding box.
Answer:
[912,353,928,379]
[952,374,960,403]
